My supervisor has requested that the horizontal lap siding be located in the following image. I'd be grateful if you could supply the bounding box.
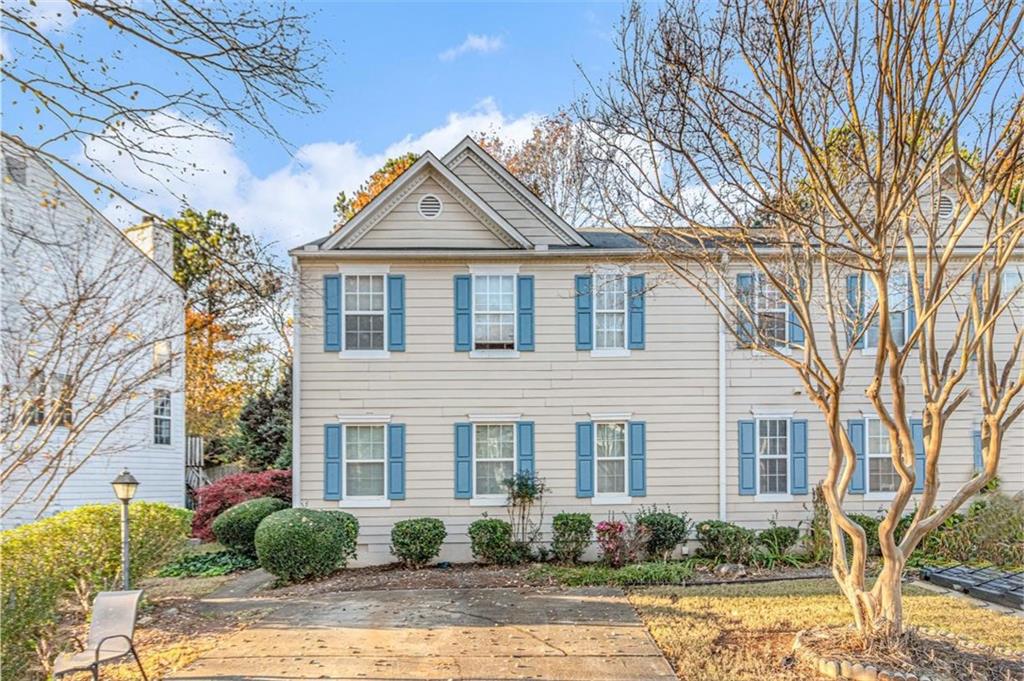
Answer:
[299,260,719,562]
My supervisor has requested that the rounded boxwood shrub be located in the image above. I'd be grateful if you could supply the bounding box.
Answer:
[695,520,757,563]
[468,518,518,565]
[391,518,447,568]
[636,508,692,561]
[254,508,359,583]
[212,497,289,557]
[551,513,593,564]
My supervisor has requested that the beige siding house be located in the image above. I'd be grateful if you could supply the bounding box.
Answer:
[290,138,1023,565]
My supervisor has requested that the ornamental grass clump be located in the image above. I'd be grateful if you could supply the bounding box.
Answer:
[390,518,446,568]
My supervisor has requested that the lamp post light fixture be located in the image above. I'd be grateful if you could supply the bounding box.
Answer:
[111,469,139,590]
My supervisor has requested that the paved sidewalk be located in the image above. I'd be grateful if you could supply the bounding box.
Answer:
[168,586,676,680]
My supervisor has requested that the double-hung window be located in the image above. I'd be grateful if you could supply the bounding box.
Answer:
[866,417,898,493]
[864,272,910,350]
[154,390,172,445]
[595,421,627,495]
[344,424,386,498]
[474,423,515,496]
[343,274,385,351]
[757,418,788,495]
[473,274,516,351]
[754,274,788,346]
[153,340,172,375]
[594,274,627,350]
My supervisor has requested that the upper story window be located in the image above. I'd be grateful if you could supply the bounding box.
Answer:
[154,390,172,445]
[757,418,788,495]
[866,417,898,493]
[754,273,788,346]
[595,421,627,495]
[344,274,385,351]
[3,153,27,186]
[153,340,172,375]
[24,373,72,427]
[474,423,515,496]
[594,274,627,350]
[1004,266,1023,306]
[864,272,910,350]
[344,424,386,498]
[473,274,516,351]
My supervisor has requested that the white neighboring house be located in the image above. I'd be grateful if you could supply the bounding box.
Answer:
[0,138,186,528]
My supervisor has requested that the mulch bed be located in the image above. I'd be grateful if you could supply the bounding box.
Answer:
[799,627,1024,681]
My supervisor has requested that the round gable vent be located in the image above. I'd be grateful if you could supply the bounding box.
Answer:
[418,194,443,219]
[937,195,955,219]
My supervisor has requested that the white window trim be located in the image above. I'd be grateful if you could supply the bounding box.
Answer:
[470,270,518,354]
[153,390,172,447]
[468,413,522,423]
[862,272,911,354]
[589,412,633,422]
[751,272,790,350]
[592,271,629,355]
[339,422,390,507]
[339,269,391,359]
[864,416,900,496]
[472,422,516,502]
[592,420,630,502]
[754,416,790,497]
[336,413,392,423]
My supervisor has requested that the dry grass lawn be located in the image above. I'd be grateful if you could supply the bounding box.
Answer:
[630,578,1024,681]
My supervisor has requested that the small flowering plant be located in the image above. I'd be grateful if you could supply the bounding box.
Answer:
[595,517,650,567]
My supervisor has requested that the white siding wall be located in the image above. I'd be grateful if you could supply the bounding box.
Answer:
[1,146,186,528]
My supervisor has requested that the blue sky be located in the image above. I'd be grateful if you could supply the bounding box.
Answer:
[4,1,628,251]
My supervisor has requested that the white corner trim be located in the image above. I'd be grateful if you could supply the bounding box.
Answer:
[589,412,632,422]
[339,498,392,509]
[337,264,390,274]
[469,264,521,274]
[591,495,633,506]
[754,493,795,503]
[337,413,392,423]
[468,413,523,423]
[469,350,520,359]
[469,496,507,507]
[291,256,302,506]
[590,348,631,358]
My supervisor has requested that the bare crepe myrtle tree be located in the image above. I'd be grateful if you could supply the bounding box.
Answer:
[1,166,183,520]
[577,0,1024,643]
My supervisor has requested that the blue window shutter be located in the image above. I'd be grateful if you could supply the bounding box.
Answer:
[911,418,925,492]
[628,421,646,497]
[517,421,535,476]
[847,419,866,493]
[972,428,983,471]
[387,275,405,351]
[324,424,342,500]
[738,420,756,495]
[324,275,341,352]
[387,424,406,500]
[454,422,472,498]
[454,275,472,351]
[736,273,755,347]
[575,275,593,350]
[846,274,865,349]
[575,421,594,497]
[517,276,535,351]
[790,419,808,494]
[906,273,924,343]
[627,275,646,350]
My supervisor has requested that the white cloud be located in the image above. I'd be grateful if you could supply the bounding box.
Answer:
[439,34,504,62]
[91,99,541,253]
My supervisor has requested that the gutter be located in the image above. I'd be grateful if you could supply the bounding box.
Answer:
[717,275,728,521]
[289,247,647,260]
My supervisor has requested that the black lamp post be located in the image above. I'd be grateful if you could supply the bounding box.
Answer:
[111,469,139,590]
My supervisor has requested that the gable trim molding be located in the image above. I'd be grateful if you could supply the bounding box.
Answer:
[321,152,532,251]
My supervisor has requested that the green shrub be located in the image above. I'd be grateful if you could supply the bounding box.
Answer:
[0,502,191,680]
[390,518,446,568]
[529,560,694,587]
[849,513,882,556]
[551,513,593,564]
[469,518,521,565]
[757,524,800,554]
[916,492,1024,567]
[612,561,694,585]
[636,508,692,561]
[801,484,833,564]
[254,509,358,583]
[695,520,756,563]
[212,497,289,557]
[157,549,258,577]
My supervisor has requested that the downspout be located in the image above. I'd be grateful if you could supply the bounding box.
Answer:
[291,255,302,506]
[717,268,728,521]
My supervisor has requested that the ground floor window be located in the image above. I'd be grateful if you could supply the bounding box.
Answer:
[474,423,515,495]
[596,421,627,495]
[866,417,899,493]
[344,424,386,497]
[757,418,788,494]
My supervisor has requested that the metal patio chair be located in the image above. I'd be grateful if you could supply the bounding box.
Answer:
[53,590,148,681]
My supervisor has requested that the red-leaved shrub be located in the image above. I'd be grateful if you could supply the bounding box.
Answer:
[192,469,292,541]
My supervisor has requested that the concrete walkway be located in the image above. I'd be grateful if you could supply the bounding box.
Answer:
[168,586,676,680]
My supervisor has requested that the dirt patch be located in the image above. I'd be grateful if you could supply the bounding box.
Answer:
[270,562,537,596]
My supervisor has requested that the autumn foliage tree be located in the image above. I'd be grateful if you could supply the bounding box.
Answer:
[333,152,420,226]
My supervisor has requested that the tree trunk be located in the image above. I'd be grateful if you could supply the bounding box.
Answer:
[840,559,905,647]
